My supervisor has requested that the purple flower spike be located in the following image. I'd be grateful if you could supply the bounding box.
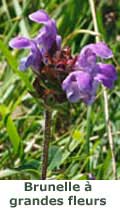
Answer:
[62,71,94,104]
[9,10,117,105]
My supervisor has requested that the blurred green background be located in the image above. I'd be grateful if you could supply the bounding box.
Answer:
[0,0,120,180]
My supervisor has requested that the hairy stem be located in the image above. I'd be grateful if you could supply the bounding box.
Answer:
[89,0,117,179]
[41,108,52,180]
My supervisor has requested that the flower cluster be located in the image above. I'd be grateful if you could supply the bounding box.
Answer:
[9,10,61,72]
[9,10,117,105]
[62,42,117,104]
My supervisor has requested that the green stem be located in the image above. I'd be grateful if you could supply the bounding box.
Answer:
[89,0,99,42]
[41,108,52,180]
[89,0,117,179]
[86,106,92,173]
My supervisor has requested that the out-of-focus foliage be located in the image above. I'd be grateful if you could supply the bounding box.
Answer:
[0,0,120,180]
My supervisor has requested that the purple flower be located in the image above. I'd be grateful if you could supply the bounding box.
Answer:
[29,10,61,53]
[62,42,117,104]
[9,10,117,105]
[62,71,96,104]
[9,36,42,72]
[9,10,61,71]
[80,42,113,59]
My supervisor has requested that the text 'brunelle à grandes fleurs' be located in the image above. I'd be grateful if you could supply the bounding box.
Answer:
[9,181,107,207]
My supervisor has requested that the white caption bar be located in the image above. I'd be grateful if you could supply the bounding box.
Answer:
[0,180,120,210]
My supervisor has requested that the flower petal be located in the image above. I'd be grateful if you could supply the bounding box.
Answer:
[56,35,62,50]
[75,71,92,91]
[19,58,28,71]
[98,63,117,79]
[29,10,60,52]
[65,82,81,103]
[62,71,93,103]
[30,45,42,71]
[94,63,117,88]
[19,41,42,71]
[9,37,31,49]
[75,48,97,74]
[35,20,57,52]
[19,54,35,71]
[29,10,50,24]
[81,42,113,59]
[45,20,57,39]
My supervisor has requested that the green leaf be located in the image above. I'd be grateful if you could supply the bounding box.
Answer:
[48,145,63,170]
[0,104,22,155]
[6,116,22,153]
[13,0,29,37]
